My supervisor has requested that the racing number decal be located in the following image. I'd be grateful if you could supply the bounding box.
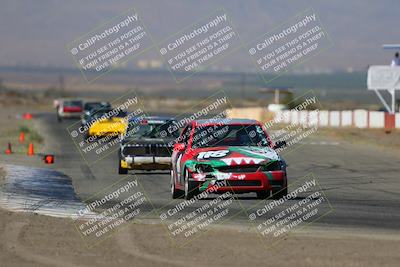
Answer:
[197,150,229,160]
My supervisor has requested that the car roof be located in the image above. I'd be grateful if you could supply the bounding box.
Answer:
[194,118,259,126]
[84,102,111,109]
[84,101,109,105]
[128,116,176,122]
[59,98,83,102]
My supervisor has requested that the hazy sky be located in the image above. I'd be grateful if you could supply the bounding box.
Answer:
[1,0,399,72]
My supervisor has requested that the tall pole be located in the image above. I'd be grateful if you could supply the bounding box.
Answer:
[391,89,395,114]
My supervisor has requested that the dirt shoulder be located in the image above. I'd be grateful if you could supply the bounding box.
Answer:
[0,208,398,267]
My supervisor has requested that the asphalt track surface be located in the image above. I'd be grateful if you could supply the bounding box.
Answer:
[36,112,400,233]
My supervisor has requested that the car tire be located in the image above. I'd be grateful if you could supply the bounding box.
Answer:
[84,132,91,141]
[184,169,198,200]
[256,190,271,199]
[171,170,183,199]
[118,160,128,175]
[272,187,288,199]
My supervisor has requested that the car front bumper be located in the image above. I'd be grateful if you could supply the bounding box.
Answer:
[89,130,122,137]
[190,170,287,193]
[59,112,82,118]
[121,156,172,170]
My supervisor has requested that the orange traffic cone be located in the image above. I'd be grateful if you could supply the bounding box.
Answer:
[19,132,25,143]
[5,143,12,154]
[27,143,34,156]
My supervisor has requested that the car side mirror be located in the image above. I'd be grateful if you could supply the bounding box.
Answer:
[273,140,286,149]
[173,143,186,152]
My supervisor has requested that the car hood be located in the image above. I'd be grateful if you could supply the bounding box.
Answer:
[122,137,175,146]
[89,117,127,132]
[94,117,125,123]
[188,146,280,167]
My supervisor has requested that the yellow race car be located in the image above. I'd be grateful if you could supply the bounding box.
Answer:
[86,108,128,138]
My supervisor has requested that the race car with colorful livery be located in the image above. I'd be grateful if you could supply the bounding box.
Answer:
[118,116,179,174]
[171,118,288,200]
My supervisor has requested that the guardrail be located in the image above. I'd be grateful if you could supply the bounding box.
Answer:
[227,108,400,129]
[275,109,399,129]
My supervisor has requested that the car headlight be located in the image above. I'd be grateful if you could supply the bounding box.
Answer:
[262,160,285,171]
[195,164,214,173]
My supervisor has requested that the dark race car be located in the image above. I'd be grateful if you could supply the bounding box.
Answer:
[118,116,179,174]
[81,101,111,126]
[171,118,288,200]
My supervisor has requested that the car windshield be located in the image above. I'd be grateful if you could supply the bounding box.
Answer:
[90,108,126,121]
[64,100,82,107]
[126,120,179,139]
[84,102,110,111]
[90,108,112,119]
[192,124,270,148]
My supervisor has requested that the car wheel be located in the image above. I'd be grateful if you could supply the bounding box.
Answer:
[118,160,128,175]
[84,132,91,141]
[184,169,198,200]
[256,190,271,199]
[272,187,288,199]
[171,170,183,199]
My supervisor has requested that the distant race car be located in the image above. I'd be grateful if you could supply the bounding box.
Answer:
[171,119,288,200]
[86,107,127,138]
[118,116,179,174]
[81,101,111,126]
[55,99,83,122]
